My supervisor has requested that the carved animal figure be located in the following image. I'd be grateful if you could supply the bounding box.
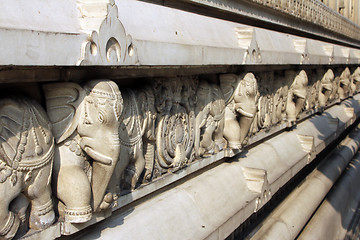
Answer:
[286,70,308,123]
[338,67,351,99]
[44,80,122,223]
[0,98,55,239]
[220,73,259,149]
[350,67,360,95]
[110,87,156,192]
[318,69,334,107]
[194,80,225,157]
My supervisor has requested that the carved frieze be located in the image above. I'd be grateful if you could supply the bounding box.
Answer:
[0,65,357,237]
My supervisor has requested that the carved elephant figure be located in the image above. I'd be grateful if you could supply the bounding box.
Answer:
[350,67,360,95]
[194,80,225,158]
[0,98,55,239]
[286,70,308,123]
[109,87,156,194]
[220,73,259,149]
[318,69,334,107]
[338,68,351,99]
[43,80,122,223]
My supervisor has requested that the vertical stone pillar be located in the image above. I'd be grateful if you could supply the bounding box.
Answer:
[344,0,350,18]
[329,0,339,13]
[353,0,360,24]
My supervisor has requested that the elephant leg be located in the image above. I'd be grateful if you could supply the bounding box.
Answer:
[214,118,225,151]
[23,165,55,230]
[200,123,216,155]
[124,143,145,190]
[0,175,21,239]
[143,141,155,182]
[55,165,92,223]
[223,118,242,149]
[132,153,145,189]
[239,116,254,144]
[10,194,29,234]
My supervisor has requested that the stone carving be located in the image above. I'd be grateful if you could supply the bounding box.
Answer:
[329,72,340,103]
[44,80,122,223]
[110,87,156,193]
[0,66,350,237]
[194,80,225,158]
[350,67,360,95]
[0,98,55,239]
[153,77,196,173]
[338,68,351,99]
[256,95,272,131]
[286,70,308,123]
[318,69,334,108]
[220,73,259,149]
[272,86,288,125]
[251,0,360,41]
[79,2,137,65]
[306,81,320,111]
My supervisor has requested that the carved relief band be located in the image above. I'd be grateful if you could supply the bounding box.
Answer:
[0,65,358,239]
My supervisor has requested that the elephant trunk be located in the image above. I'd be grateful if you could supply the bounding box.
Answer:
[80,135,121,212]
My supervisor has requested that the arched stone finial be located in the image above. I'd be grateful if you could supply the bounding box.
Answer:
[79,3,138,65]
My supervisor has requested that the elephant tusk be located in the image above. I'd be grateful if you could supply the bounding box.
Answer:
[237,107,255,118]
[83,147,113,165]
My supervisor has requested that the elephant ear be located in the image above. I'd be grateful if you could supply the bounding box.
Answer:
[43,82,85,143]
[0,99,24,166]
[219,74,239,104]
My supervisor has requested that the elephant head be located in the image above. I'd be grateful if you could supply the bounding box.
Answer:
[233,73,259,119]
[44,80,122,221]
[220,72,259,148]
[338,68,351,99]
[286,70,308,123]
[350,67,360,94]
[318,69,334,107]
[0,98,55,239]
